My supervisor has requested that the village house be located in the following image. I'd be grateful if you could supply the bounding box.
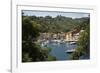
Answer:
[65,29,84,42]
[65,32,73,41]
[38,29,84,42]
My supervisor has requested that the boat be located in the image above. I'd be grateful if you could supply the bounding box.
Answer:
[69,42,76,45]
[50,40,61,43]
[41,40,49,47]
[65,49,75,53]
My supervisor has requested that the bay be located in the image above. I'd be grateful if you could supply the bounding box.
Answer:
[46,42,77,60]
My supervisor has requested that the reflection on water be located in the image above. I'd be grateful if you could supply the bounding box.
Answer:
[43,42,77,60]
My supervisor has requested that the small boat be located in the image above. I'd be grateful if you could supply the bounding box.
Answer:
[69,42,76,45]
[65,49,75,53]
[41,43,44,47]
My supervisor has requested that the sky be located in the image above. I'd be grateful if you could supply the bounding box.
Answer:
[22,10,90,19]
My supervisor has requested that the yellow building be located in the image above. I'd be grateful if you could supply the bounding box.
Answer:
[65,30,84,42]
[65,32,73,41]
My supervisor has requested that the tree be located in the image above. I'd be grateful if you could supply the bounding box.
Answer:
[70,24,90,60]
[22,16,48,62]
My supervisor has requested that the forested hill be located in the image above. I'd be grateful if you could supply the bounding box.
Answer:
[22,15,90,33]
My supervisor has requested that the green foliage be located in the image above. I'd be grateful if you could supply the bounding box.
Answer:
[22,53,32,62]
[22,16,40,41]
[22,16,57,62]
[70,51,80,60]
[23,15,89,33]
[22,16,48,62]
[70,24,90,60]
[47,55,56,61]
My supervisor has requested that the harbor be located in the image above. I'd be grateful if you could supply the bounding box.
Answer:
[39,39,77,60]
[37,29,84,60]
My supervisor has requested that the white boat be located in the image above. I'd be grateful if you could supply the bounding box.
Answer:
[65,49,75,53]
[69,42,76,45]
[41,43,44,47]
[41,40,49,47]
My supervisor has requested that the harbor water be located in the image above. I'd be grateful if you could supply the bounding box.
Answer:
[41,41,77,60]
